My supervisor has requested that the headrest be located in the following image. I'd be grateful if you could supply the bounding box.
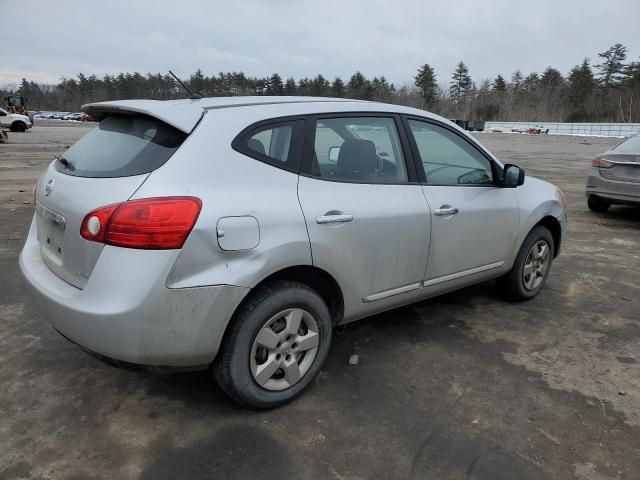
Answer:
[337,139,378,173]
[248,138,266,156]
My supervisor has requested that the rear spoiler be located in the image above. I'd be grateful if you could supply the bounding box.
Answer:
[82,99,206,134]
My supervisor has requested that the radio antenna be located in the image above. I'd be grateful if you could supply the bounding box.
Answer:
[168,70,201,99]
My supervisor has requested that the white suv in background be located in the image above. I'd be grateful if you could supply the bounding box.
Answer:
[0,107,33,131]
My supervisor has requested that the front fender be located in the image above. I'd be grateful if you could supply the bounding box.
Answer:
[510,176,566,265]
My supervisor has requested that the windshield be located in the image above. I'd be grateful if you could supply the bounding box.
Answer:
[55,113,187,178]
[613,134,640,154]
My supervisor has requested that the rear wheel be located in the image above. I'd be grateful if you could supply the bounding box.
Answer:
[587,195,611,213]
[497,225,554,301]
[214,281,332,409]
[11,122,26,132]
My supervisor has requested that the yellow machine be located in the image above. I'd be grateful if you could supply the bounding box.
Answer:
[5,95,29,116]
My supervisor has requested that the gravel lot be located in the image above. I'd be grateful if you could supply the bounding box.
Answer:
[1,125,639,479]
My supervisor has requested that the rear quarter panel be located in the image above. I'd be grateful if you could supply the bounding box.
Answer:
[131,109,312,289]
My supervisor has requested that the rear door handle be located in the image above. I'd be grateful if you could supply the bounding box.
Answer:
[316,212,354,224]
[434,206,459,216]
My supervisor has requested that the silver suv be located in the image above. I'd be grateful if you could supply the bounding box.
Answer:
[20,97,567,408]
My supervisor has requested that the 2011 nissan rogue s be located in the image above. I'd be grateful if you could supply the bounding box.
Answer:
[20,96,567,408]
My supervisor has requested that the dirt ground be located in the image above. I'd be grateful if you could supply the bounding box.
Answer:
[1,125,639,480]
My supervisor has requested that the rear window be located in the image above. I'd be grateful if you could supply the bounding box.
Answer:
[613,133,640,154]
[55,113,187,178]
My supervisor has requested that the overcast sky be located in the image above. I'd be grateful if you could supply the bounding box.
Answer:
[2,0,639,88]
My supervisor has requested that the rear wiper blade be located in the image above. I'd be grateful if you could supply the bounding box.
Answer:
[54,155,75,171]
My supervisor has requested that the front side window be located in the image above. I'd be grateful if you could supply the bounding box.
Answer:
[311,117,408,184]
[407,120,493,186]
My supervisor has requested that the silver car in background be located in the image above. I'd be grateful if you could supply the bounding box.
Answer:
[587,132,640,212]
[20,97,567,408]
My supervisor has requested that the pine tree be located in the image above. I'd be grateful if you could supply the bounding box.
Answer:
[284,77,297,96]
[254,78,266,95]
[266,73,284,95]
[568,58,595,115]
[414,64,437,108]
[540,67,565,89]
[297,77,312,96]
[596,43,628,87]
[511,70,523,90]
[189,69,205,96]
[348,71,367,99]
[311,74,330,96]
[522,73,540,91]
[331,77,345,97]
[622,61,640,88]
[492,74,506,92]
[450,62,472,102]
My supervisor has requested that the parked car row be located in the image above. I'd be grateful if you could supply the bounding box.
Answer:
[32,111,96,122]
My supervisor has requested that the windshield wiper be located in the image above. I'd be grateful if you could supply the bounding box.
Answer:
[55,155,75,171]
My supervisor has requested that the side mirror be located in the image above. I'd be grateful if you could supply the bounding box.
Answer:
[502,164,525,187]
[328,146,341,162]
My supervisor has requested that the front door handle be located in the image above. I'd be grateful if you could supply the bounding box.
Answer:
[316,211,354,224]
[434,205,459,216]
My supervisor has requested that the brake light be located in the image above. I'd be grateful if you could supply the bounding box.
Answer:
[592,157,614,168]
[80,197,202,249]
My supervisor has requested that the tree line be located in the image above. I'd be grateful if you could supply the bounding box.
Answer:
[3,43,639,122]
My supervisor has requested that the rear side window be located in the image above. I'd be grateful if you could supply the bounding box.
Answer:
[55,114,187,178]
[233,119,305,173]
[248,125,292,162]
[310,117,408,184]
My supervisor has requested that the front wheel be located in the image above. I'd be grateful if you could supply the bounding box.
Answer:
[214,281,332,409]
[497,225,555,301]
[11,122,26,132]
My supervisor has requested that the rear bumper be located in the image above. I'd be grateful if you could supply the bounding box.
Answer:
[586,168,640,204]
[19,217,249,367]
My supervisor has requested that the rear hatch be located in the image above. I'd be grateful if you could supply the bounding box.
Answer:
[599,135,640,183]
[35,113,188,288]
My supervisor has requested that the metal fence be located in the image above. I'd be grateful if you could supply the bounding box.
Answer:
[484,122,640,137]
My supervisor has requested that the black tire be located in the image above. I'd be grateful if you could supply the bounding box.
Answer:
[214,281,332,409]
[11,122,26,132]
[497,225,555,301]
[587,195,611,213]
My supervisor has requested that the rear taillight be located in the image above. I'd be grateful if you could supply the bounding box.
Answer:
[592,157,614,168]
[80,197,202,249]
